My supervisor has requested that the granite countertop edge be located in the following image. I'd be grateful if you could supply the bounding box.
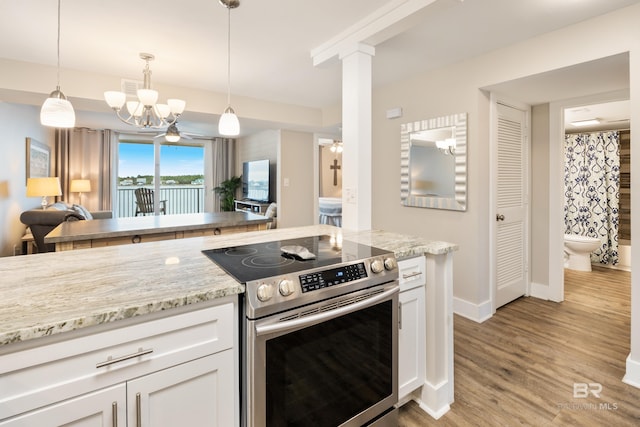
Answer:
[0,225,457,348]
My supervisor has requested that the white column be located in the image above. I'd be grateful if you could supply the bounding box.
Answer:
[340,43,375,231]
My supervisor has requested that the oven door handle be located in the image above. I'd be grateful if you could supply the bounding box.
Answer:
[254,286,398,337]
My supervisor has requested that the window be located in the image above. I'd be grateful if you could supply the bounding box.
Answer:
[117,140,204,217]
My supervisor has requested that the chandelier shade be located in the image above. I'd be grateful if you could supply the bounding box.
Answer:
[218,0,240,137]
[104,53,186,129]
[41,0,75,129]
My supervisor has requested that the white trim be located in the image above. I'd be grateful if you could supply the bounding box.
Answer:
[529,281,550,300]
[416,380,451,420]
[623,355,640,388]
[548,89,629,302]
[453,297,492,323]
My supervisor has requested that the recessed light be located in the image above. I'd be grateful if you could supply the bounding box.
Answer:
[570,119,600,127]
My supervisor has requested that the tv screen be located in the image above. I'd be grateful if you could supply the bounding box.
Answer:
[242,159,270,202]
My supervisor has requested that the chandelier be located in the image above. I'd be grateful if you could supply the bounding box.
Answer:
[104,53,186,129]
[329,141,343,153]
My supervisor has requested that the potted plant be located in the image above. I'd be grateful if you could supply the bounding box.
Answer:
[214,176,242,211]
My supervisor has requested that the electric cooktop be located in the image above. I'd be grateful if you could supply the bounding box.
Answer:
[202,234,391,284]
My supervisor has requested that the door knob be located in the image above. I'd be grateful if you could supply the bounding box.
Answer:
[496,214,505,221]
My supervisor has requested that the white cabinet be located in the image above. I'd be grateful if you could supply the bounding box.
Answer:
[398,256,426,400]
[129,351,234,427]
[0,300,236,427]
[0,384,126,427]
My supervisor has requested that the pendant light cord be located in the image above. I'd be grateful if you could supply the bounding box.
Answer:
[226,4,231,106]
[56,0,61,88]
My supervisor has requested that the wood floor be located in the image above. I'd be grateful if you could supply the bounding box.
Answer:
[398,266,640,426]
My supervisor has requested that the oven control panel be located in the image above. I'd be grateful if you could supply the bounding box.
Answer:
[299,262,367,293]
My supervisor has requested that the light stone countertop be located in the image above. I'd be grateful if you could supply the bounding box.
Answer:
[0,224,457,348]
[45,211,271,243]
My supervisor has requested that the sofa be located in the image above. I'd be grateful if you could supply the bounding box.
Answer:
[20,202,112,253]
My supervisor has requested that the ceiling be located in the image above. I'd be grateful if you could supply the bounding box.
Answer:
[1,0,638,138]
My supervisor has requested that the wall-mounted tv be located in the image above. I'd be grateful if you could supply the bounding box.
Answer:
[242,159,270,202]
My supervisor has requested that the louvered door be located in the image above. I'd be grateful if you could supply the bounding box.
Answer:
[495,102,529,308]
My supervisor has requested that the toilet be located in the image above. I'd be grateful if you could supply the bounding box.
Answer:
[563,234,601,272]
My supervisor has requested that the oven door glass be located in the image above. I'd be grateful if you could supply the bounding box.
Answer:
[265,299,394,427]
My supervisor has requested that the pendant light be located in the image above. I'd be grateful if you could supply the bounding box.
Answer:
[40,0,75,128]
[218,0,240,136]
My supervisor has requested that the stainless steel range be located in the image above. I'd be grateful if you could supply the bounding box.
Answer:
[203,234,400,427]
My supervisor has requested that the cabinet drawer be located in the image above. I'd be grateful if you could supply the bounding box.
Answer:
[0,302,234,420]
[398,256,426,292]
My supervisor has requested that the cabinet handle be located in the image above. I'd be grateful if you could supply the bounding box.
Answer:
[112,402,118,427]
[402,271,423,280]
[398,302,403,330]
[96,347,154,369]
[136,393,142,427]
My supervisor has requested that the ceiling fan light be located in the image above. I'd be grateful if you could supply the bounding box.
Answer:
[167,99,186,115]
[165,123,181,142]
[40,89,75,128]
[104,91,126,109]
[219,106,240,136]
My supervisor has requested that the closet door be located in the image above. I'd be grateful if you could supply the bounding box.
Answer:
[494,101,529,308]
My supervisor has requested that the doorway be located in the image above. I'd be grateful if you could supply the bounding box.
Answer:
[318,137,343,227]
[563,99,631,272]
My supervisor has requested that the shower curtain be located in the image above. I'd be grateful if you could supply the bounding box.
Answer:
[564,131,620,265]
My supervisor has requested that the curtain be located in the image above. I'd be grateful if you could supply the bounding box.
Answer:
[55,128,115,212]
[209,137,236,212]
[564,131,620,265]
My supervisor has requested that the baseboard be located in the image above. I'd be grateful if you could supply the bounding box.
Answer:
[529,281,550,300]
[453,296,492,323]
[623,354,640,389]
[416,379,451,420]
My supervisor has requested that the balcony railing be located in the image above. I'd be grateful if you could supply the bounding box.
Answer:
[117,185,205,218]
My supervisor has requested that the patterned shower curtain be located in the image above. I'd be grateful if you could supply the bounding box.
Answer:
[564,131,620,265]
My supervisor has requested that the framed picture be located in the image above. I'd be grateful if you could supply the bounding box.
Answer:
[26,137,51,183]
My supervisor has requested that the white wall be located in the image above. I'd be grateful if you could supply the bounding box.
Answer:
[370,2,640,385]
[277,130,315,228]
[0,102,52,256]
[530,103,551,297]
[372,2,640,316]
[319,145,342,198]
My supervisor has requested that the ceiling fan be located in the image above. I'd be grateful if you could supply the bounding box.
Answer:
[154,121,201,142]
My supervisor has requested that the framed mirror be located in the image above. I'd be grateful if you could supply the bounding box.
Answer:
[400,112,467,211]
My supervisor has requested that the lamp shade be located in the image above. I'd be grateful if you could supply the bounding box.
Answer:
[218,106,240,136]
[40,89,76,128]
[26,177,62,197]
[70,179,91,193]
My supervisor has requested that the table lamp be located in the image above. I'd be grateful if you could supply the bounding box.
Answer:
[70,179,91,204]
[26,177,62,209]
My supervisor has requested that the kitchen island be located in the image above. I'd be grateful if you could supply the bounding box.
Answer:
[44,211,272,251]
[0,225,457,425]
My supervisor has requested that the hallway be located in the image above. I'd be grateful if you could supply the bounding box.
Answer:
[399,266,640,426]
